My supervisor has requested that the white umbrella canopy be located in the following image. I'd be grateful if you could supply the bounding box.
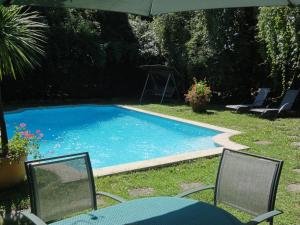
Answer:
[2,0,300,16]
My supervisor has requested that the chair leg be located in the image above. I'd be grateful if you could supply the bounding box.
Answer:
[269,217,273,225]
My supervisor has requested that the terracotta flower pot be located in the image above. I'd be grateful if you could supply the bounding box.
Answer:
[0,155,26,189]
[190,97,209,112]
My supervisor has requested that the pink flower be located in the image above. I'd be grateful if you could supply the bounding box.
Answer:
[38,133,44,139]
[23,131,34,138]
[27,134,35,139]
[36,129,41,134]
[19,131,25,136]
[19,123,27,128]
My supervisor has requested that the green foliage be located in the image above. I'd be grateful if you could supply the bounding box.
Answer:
[43,9,106,72]
[2,7,300,104]
[150,9,262,99]
[257,6,300,94]
[0,6,47,158]
[196,8,263,99]
[2,9,141,100]
[7,132,31,161]
[153,13,191,73]
[185,11,213,73]
[6,124,43,161]
[129,16,161,63]
[0,6,47,80]
[186,78,212,99]
[185,78,212,112]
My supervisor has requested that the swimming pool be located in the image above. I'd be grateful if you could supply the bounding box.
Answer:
[5,105,246,172]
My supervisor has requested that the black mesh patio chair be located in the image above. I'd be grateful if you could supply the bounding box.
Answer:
[226,88,271,113]
[176,149,284,225]
[22,152,125,224]
[250,89,299,119]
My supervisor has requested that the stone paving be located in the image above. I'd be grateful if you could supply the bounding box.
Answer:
[97,198,106,206]
[128,187,155,197]
[254,140,272,145]
[287,184,300,193]
[292,169,300,173]
[291,142,300,147]
[180,182,203,191]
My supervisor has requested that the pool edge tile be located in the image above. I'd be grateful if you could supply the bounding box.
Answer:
[93,147,224,177]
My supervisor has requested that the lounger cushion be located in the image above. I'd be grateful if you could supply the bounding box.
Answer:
[226,104,251,110]
[250,108,278,113]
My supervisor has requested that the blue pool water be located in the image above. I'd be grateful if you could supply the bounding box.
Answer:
[5,105,220,168]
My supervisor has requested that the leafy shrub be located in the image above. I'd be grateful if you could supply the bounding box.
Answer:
[3,7,299,106]
[153,12,191,89]
[3,9,142,101]
[151,9,262,99]
[257,6,300,94]
[185,78,212,112]
[129,16,160,62]
[6,123,43,161]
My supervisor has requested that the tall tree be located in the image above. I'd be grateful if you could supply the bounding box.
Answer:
[0,6,47,157]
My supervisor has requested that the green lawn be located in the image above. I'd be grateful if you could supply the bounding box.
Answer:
[1,103,299,225]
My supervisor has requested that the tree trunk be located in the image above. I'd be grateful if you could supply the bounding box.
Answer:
[0,84,8,158]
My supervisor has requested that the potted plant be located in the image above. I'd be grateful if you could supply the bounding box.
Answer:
[185,78,212,112]
[0,6,46,189]
[0,123,44,189]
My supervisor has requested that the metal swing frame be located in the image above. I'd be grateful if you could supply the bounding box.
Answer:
[139,65,180,104]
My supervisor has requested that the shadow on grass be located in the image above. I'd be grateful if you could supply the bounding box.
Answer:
[0,182,30,225]
[140,102,223,113]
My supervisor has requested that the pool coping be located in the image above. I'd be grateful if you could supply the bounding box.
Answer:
[93,105,249,177]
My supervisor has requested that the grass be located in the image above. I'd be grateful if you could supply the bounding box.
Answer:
[1,103,300,225]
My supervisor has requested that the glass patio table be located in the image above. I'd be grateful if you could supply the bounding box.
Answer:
[50,196,243,225]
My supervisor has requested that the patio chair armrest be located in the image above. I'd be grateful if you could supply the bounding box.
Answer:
[176,185,215,198]
[21,211,47,225]
[236,105,251,113]
[245,210,282,225]
[96,191,126,203]
[278,103,289,114]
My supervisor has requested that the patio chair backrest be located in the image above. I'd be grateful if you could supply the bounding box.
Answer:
[215,149,283,216]
[279,89,299,111]
[25,152,97,223]
[253,88,270,107]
